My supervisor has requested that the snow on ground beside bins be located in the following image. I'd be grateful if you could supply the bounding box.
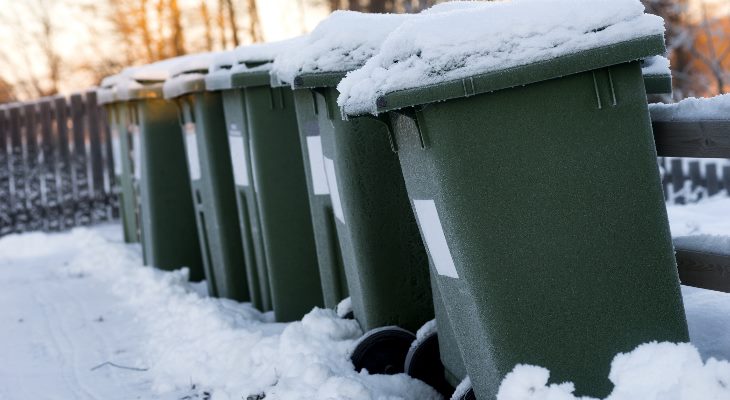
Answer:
[0,227,441,400]
[337,0,665,115]
[667,195,730,236]
[650,93,730,121]
[271,11,412,85]
[641,55,670,76]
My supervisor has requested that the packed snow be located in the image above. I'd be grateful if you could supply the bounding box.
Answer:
[232,37,305,67]
[0,226,440,400]
[271,11,412,85]
[650,93,730,121]
[0,195,728,400]
[337,0,665,115]
[641,55,670,76]
[496,342,730,400]
[667,196,730,236]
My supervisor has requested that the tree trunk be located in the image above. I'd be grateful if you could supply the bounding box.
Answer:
[224,0,240,47]
[246,0,263,43]
[169,0,186,56]
[201,0,214,51]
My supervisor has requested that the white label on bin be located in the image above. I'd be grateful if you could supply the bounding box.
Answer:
[185,123,201,181]
[306,136,329,195]
[324,157,345,224]
[131,125,142,180]
[111,129,122,176]
[228,131,249,187]
[413,199,459,279]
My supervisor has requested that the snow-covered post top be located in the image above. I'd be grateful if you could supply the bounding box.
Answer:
[337,0,666,116]
[161,52,219,99]
[649,94,730,121]
[270,11,411,87]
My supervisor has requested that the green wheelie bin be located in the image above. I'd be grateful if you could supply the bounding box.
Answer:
[338,4,689,399]
[112,61,204,280]
[162,54,250,301]
[272,11,436,379]
[98,74,141,244]
[205,52,270,311]
[224,40,324,322]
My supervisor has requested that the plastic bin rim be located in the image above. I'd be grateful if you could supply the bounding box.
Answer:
[230,68,273,89]
[117,82,166,101]
[350,34,665,116]
[292,71,348,90]
[163,74,207,99]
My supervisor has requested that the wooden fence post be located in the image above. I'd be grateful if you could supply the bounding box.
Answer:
[85,91,109,223]
[0,106,12,235]
[69,94,92,226]
[53,96,76,230]
[38,99,61,232]
[8,105,27,233]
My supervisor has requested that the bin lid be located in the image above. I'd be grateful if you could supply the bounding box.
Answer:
[649,93,730,122]
[641,55,672,95]
[227,37,306,89]
[338,0,667,116]
[162,52,219,99]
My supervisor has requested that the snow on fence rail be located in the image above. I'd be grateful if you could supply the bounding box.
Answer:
[0,92,118,237]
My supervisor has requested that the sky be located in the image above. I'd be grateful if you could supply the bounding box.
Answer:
[0,0,330,98]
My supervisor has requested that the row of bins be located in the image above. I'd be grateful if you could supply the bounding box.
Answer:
[98,4,689,400]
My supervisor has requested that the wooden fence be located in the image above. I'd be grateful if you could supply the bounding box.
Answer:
[0,91,118,236]
[660,157,730,205]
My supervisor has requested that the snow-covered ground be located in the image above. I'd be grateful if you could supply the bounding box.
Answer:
[0,196,728,400]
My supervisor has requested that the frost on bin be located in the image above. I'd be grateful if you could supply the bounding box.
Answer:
[337,0,666,115]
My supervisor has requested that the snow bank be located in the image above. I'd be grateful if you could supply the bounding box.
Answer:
[650,94,730,121]
[271,11,411,85]
[55,228,439,400]
[641,55,670,76]
[496,342,730,400]
[337,0,665,115]
[421,0,495,14]
[667,196,730,236]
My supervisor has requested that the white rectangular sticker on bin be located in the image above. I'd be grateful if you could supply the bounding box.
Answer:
[306,136,329,195]
[228,130,249,187]
[184,123,201,181]
[131,125,142,180]
[324,157,345,224]
[413,199,459,279]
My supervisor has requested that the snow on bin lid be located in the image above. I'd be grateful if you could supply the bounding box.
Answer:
[163,52,220,99]
[420,0,496,14]
[271,11,411,86]
[337,0,666,116]
[231,37,305,69]
[642,55,670,76]
[649,94,730,121]
[204,51,238,91]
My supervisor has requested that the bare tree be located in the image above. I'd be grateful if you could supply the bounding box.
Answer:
[224,0,241,47]
[201,0,214,51]
[245,0,264,43]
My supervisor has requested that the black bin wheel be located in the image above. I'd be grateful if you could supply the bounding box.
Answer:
[404,331,454,397]
[350,326,415,375]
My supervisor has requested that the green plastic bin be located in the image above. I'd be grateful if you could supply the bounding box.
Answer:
[227,61,324,322]
[163,56,250,301]
[292,72,434,375]
[289,85,349,310]
[205,56,271,311]
[349,35,690,398]
[98,76,141,244]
